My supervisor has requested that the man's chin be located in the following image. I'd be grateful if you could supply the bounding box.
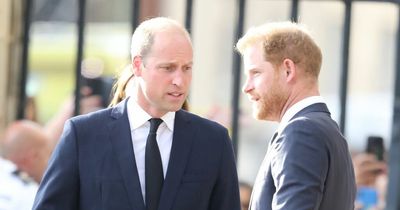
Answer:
[252,110,262,119]
[253,110,268,120]
[166,103,184,112]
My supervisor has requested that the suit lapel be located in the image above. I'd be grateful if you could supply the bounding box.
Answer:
[108,99,146,210]
[158,110,196,210]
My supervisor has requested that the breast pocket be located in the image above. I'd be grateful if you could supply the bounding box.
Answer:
[181,172,210,183]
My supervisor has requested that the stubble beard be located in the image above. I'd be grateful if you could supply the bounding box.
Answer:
[162,93,187,112]
[254,84,286,121]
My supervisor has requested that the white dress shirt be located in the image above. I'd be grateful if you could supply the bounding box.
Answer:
[127,98,175,201]
[277,96,325,135]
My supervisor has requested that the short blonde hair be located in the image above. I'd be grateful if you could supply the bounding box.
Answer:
[130,17,191,61]
[236,21,322,78]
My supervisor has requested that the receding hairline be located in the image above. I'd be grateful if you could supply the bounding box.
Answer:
[130,17,191,59]
[138,17,189,35]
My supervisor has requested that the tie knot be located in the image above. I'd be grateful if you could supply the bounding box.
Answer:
[149,118,163,134]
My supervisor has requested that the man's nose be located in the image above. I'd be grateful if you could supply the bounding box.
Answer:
[242,80,252,93]
[172,71,185,86]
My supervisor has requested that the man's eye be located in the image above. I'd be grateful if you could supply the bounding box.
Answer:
[184,66,192,71]
[161,66,173,71]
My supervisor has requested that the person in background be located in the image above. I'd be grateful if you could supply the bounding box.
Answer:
[353,152,388,210]
[353,153,387,188]
[44,87,103,148]
[0,157,38,210]
[375,172,388,210]
[2,120,52,183]
[239,182,252,210]
[33,17,240,210]
[236,21,356,210]
[24,96,38,122]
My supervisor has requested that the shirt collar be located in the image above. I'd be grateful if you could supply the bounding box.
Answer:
[127,97,175,131]
[277,96,325,134]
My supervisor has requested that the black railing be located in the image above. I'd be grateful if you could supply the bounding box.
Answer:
[131,0,141,34]
[231,0,246,158]
[73,0,87,116]
[185,0,194,34]
[339,0,352,134]
[17,0,33,119]
[291,0,299,22]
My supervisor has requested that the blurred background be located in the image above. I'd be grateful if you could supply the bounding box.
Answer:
[0,0,399,209]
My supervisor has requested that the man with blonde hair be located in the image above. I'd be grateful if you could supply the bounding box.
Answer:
[237,22,356,210]
[33,17,240,210]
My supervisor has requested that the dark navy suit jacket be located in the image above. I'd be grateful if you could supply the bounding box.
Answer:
[33,99,240,210]
[249,103,356,210]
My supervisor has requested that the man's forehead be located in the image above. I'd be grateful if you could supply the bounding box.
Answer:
[243,48,262,67]
[153,28,191,43]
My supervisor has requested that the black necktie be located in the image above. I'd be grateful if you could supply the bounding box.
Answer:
[145,118,164,210]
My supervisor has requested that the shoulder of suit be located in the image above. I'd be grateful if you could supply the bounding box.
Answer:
[179,110,227,131]
[281,115,321,137]
[282,114,336,146]
[70,107,113,123]
[289,110,331,125]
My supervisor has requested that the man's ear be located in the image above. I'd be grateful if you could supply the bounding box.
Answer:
[132,56,143,76]
[282,58,296,82]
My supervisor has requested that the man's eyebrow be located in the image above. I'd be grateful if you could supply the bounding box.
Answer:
[158,61,193,65]
[247,67,260,73]
[185,62,193,67]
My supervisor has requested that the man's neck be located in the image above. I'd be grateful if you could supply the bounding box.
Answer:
[278,85,320,122]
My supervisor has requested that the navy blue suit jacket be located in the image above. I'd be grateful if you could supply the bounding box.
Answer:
[33,99,240,210]
[249,103,356,210]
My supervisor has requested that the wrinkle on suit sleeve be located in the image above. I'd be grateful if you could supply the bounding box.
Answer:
[33,119,80,210]
[208,128,241,210]
[270,120,329,210]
